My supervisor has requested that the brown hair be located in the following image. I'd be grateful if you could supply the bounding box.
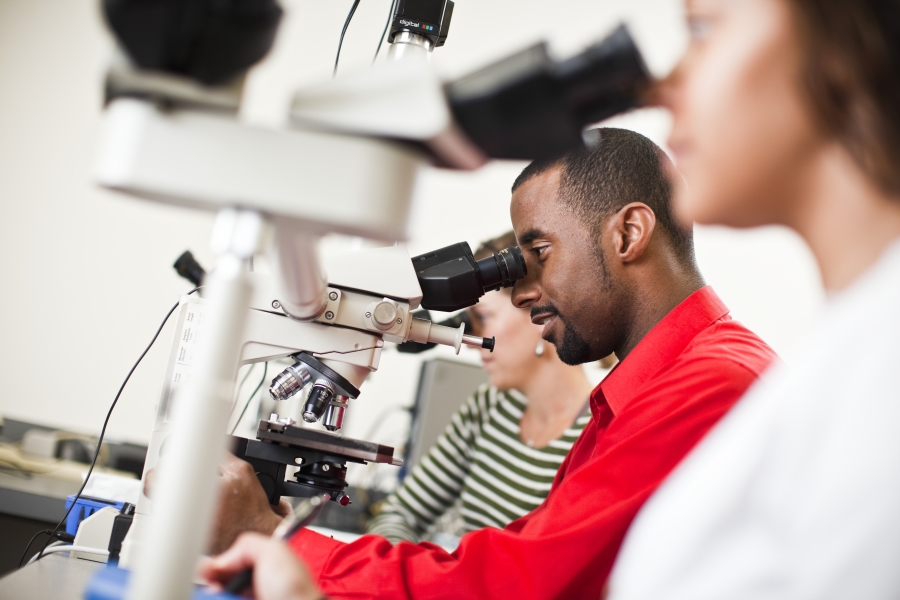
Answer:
[788,0,900,196]
[474,230,518,261]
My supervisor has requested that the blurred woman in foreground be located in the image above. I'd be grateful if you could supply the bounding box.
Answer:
[367,231,596,546]
[608,1,900,598]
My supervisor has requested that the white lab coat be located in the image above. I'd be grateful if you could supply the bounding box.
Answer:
[608,239,900,600]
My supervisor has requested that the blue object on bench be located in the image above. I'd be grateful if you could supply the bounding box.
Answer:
[64,496,126,536]
[84,565,241,600]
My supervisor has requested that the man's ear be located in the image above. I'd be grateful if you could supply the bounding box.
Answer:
[609,203,656,263]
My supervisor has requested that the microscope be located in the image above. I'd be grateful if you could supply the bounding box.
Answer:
[88,1,651,598]
[138,240,524,524]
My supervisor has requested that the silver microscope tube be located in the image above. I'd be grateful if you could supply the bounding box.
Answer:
[269,362,312,402]
[323,395,349,431]
[387,30,433,62]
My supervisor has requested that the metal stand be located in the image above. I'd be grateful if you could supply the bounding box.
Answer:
[127,209,262,600]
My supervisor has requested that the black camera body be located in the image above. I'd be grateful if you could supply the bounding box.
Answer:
[389,0,455,48]
[413,242,526,312]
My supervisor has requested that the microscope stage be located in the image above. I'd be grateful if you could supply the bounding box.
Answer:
[255,420,401,466]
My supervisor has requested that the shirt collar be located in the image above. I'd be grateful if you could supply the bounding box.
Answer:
[591,286,730,419]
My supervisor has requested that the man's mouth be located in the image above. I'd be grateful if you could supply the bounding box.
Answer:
[531,313,557,337]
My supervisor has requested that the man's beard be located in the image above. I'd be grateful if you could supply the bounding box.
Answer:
[553,316,593,365]
[532,303,593,365]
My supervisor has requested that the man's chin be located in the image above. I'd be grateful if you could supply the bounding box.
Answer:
[553,325,594,366]
[556,349,590,366]
[542,330,558,347]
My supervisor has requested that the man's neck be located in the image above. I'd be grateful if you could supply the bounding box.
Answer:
[616,264,705,360]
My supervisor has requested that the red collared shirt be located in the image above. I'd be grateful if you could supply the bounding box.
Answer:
[289,287,777,599]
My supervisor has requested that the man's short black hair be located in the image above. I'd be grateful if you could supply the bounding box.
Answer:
[512,127,694,261]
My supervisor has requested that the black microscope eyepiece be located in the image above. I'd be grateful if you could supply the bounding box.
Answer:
[475,246,526,292]
[413,242,527,312]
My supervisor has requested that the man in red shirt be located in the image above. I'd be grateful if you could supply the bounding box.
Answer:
[204,128,776,599]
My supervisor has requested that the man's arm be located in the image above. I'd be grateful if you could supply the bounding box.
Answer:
[289,359,762,600]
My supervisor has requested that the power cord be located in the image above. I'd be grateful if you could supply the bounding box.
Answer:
[18,530,75,569]
[373,0,398,63]
[333,0,362,77]
[230,362,268,435]
[23,286,200,568]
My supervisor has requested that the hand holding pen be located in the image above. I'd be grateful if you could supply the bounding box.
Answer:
[201,494,329,599]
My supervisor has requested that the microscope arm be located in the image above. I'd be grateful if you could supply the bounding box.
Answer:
[238,309,383,372]
[270,222,327,321]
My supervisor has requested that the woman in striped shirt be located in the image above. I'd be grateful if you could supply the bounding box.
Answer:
[367,232,597,544]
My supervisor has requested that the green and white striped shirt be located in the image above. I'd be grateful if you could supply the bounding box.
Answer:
[367,384,591,543]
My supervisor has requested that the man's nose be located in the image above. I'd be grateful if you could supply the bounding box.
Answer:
[511,270,540,309]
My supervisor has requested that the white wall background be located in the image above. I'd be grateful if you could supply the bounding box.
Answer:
[0,0,824,460]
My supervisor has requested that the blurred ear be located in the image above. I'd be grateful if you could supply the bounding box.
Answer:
[609,203,656,263]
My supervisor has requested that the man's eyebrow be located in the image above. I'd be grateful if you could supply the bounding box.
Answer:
[517,228,545,245]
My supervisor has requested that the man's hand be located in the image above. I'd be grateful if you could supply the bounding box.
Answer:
[143,452,291,555]
[200,533,325,600]
[209,452,291,555]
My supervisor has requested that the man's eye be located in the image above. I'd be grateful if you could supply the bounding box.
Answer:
[531,245,549,258]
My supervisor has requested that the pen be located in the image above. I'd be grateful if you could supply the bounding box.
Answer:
[223,494,330,595]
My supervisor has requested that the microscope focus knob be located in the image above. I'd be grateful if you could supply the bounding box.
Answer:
[372,301,399,330]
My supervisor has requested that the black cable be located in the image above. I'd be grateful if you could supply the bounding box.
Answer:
[18,530,52,569]
[230,362,268,435]
[27,286,200,567]
[334,0,362,77]
[18,529,77,569]
[373,0,398,63]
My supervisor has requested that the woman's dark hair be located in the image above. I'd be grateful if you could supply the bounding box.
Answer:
[788,0,900,196]
[474,230,518,261]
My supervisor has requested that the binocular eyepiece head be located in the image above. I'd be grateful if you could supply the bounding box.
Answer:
[447,24,651,160]
[413,242,526,312]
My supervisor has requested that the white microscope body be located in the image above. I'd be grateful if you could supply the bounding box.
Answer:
[93,25,491,600]
[119,242,487,569]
